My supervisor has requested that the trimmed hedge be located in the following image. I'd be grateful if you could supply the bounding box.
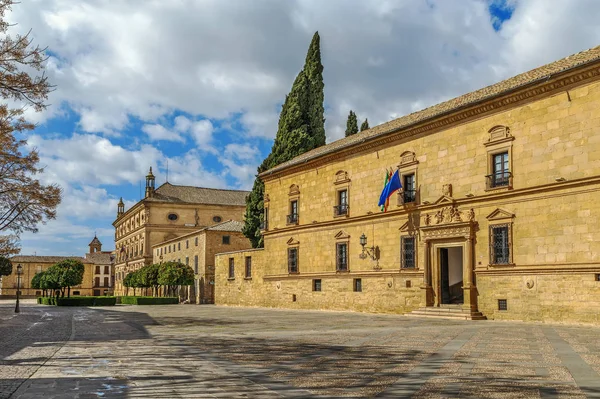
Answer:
[36,296,117,306]
[120,296,179,305]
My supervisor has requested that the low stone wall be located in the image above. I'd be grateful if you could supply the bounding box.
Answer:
[477,272,600,324]
[215,249,424,314]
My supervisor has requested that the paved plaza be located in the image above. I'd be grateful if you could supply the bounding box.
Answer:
[1,302,600,398]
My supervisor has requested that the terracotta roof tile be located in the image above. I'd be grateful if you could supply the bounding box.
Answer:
[206,220,244,232]
[148,183,249,206]
[261,45,600,177]
[10,256,87,264]
[84,253,113,265]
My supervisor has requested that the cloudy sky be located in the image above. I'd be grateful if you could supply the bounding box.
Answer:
[8,0,600,255]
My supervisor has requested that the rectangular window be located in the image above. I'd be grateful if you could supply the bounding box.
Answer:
[195,237,198,246]
[223,235,230,245]
[245,256,252,278]
[401,237,416,268]
[334,190,349,216]
[36,266,42,274]
[313,279,321,292]
[186,257,189,266]
[228,258,235,279]
[288,248,298,273]
[336,243,348,271]
[104,266,109,274]
[403,174,416,203]
[94,277,100,287]
[287,200,299,224]
[262,207,269,230]
[104,277,109,287]
[491,225,510,264]
[498,299,508,311]
[194,255,198,274]
[186,240,189,249]
[490,152,510,188]
[178,242,181,251]
[95,265,101,274]
[353,278,362,292]
[169,245,171,253]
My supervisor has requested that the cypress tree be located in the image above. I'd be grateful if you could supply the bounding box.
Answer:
[345,111,358,137]
[360,118,370,131]
[243,32,326,248]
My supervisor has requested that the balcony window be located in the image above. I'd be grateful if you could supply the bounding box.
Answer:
[287,200,299,225]
[487,152,511,189]
[333,189,349,216]
[402,174,416,203]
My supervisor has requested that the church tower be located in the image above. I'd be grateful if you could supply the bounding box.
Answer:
[145,167,155,198]
[117,197,124,217]
[89,235,102,254]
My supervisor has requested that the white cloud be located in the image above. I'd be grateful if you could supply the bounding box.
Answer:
[141,124,185,142]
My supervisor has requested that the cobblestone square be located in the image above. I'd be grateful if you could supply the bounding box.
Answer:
[1,302,600,398]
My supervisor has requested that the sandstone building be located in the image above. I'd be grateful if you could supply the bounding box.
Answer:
[113,168,249,296]
[85,235,114,296]
[216,46,600,325]
[152,220,251,303]
[0,236,112,298]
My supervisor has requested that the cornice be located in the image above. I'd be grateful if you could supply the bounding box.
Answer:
[262,63,600,182]
[263,175,600,238]
[262,269,423,280]
[475,263,600,276]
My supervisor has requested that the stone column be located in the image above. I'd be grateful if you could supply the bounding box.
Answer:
[421,240,434,307]
[462,236,477,311]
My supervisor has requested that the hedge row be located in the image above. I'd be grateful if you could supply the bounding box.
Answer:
[120,296,179,305]
[37,296,117,306]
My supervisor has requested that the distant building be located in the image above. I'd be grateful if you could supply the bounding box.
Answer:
[152,220,252,303]
[112,167,249,296]
[85,235,114,296]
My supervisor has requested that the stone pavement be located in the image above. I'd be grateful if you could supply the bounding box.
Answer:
[1,303,600,398]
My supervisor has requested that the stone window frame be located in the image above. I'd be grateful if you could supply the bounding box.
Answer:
[334,231,350,272]
[245,256,252,279]
[222,235,231,245]
[287,185,300,225]
[353,278,362,292]
[400,235,417,269]
[333,170,351,218]
[312,279,322,292]
[486,208,516,267]
[484,125,514,192]
[397,151,419,207]
[228,258,235,280]
[287,247,299,274]
[166,212,180,222]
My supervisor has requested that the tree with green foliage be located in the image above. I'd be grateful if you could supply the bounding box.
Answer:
[31,271,42,295]
[51,259,84,298]
[0,255,11,278]
[243,32,326,248]
[360,118,370,131]
[139,263,160,297]
[123,272,134,296]
[345,110,358,137]
[40,269,60,299]
[158,261,194,298]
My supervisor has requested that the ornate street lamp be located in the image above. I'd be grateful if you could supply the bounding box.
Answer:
[15,264,22,314]
[359,234,377,261]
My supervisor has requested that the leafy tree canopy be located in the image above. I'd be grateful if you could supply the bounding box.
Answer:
[158,261,194,286]
[0,255,11,276]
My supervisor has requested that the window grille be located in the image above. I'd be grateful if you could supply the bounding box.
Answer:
[313,279,321,292]
[401,236,416,268]
[288,248,298,273]
[490,225,511,264]
[336,243,348,271]
[245,257,252,278]
[498,299,508,311]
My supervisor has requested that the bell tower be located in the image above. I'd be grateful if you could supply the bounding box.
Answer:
[117,197,124,217]
[145,167,155,198]
[89,235,102,254]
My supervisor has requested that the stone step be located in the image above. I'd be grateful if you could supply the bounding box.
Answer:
[405,307,487,321]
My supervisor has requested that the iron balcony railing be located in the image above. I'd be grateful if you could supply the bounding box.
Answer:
[486,171,512,189]
[333,204,349,217]
[402,189,416,204]
[286,213,299,225]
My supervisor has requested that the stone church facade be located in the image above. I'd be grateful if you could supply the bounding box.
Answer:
[216,46,600,325]
[113,168,249,296]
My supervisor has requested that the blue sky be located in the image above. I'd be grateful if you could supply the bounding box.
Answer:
[8,0,600,255]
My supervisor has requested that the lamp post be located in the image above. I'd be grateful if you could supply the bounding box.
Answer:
[15,263,22,314]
